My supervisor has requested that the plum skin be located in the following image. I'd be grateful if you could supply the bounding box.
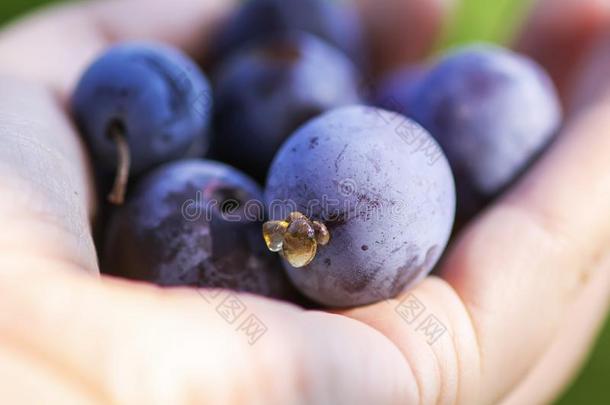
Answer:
[372,64,429,116]
[207,0,365,68]
[103,159,295,299]
[264,106,456,307]
[210,33,360,182]
[72,42,212,175]
[405,44,562,220]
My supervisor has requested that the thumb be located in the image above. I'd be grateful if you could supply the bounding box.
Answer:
[569,30,610,113]
[0,262,412,404]
[515,0,610,102]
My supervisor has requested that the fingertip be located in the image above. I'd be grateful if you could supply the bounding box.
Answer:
[0,0,236,97]
[88,0,235,59]
[515,0,610,101]
[568,30,610,114]
[355,0,457,77]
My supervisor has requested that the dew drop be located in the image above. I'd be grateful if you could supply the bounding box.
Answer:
[313,221,330,246]
[263,220,288,252]
[262,211,331,268]
[283,232,317,268]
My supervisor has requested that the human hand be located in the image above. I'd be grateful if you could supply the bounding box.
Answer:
[1,0,609,403]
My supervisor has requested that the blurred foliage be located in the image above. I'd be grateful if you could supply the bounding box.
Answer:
[0,0,608,404]
[0,0,53,24]
[439,0,534,49]
[556,313,610,405]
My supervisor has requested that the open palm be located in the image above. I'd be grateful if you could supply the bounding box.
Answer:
[1,0,610,403]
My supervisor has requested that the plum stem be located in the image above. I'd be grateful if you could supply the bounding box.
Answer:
[107,125,131,205]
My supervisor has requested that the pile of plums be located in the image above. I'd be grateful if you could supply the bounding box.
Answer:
[72,0,561,308]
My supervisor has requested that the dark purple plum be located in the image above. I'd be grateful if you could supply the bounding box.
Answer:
[103,159,295,299]
[405,45,562,221]
[207,0,365,68]
[372,64,428,117]
[72,42,212,203]
[210,33,360,182]
[264,106,455,307]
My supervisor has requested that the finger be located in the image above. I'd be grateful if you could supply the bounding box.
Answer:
[569,31,610,114]
[0,0,234,271]
[355,0,456,77]
[515,0,610,102]
[0,0,234,97]
[343,277,483,404]
[441,68,610,401]
[343,53,610,403]
[497,36,610,403]
[502,254,610,405]
[0,77,97,274]
[0,344,95,404]
[0,0,454,96]
[0,261,412,404]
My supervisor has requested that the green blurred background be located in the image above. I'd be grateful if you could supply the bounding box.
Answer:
[0,0,607,403]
